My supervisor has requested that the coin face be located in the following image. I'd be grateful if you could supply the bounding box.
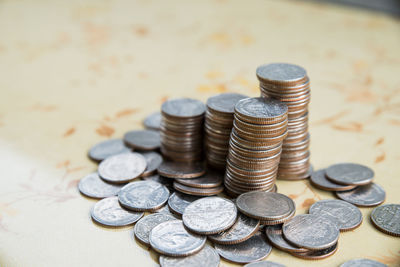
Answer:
[282,214,339,250]
[88,139,131,162]
[90,197,144,227]
[140,151,163,177]
[265,224,308,253]
[143,111,162,130]
[173,182,224,196]
[336,183,386,207]
[236,192,295,221]
[256,63,307,84]
[340,258,388,267]
[124,130,161,151]
[98,152,147,183]
[118,180,169,211]
[176,169,223,188]
[244,261,286,267]
[206,93,248,114]
[149,220,206,256]
[133,213,176,245]
[183,197,237,234]
[78,172,123,199]
[162,98,206,118]
[235,97,288,121]
[214,231,272,264]
[310,169,357,191]
[208,213,260,244]
[157,161,205,178]
[309,199,362,232]
[290,243,338,260]
[370,204,400,237]
[159,245,220,267]
[326,163,374,186]
[168,192,202,216]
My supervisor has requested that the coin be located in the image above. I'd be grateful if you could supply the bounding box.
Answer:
[236,191,295,221]
[214,231,272,264]
[124,130,161,151]
[325,163,374,186]
[310,169,357,191]
[265,224,308,253]
[176,169,223,188]
[140,151,163,177]
[208,213,260,244]
[173,182,224,196]
[290,243,338,260]
[118,180,169,211]
[78,172,123,199]
[336,183,386,207]
[183,197,237,234]
[90,197,144,227]
[142,174,172,187]
[340,258,388,267]
[256,63,307,84]
[152,204,178,217]
[168,192,202,216]
[88,138,131,162]
[370,204,400,237]
[206,93,248,114]
[133,213,176,245]
[162,98,206,118]
[98,152,147,183]
[149,220,206,256]
[235,97,288,123]
[157,161,205,178]
[244,261,286,267]
[143,111,162,130]
[159,245,220,267]
[282,214,339,250]
[309,199,362,232]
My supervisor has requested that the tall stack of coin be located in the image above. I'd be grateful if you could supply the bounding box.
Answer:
[205,93,247,169]
[257,63,311,180]
[224,97,288,196]
[160,98,206,162]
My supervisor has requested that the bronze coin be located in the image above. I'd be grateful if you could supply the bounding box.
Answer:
[157,161,206,178]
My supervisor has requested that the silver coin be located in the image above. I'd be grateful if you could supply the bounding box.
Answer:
[256,63,307,83]
[168,192,202,216]
[244,261,286,267]
[124,130,161,151]
[176,169,223,188]
[340,258,388,267]
[290,242,338,260]
[143,111,161,130]
[183,197,237,234]
[206,93,248,114]
[118,180,169,211]
[310,169,357,191]
[235,97,288,120]
[208,213,260,244]
[265,224,308,253]
[142,174,172,186]
[159,245,220,267]
[152,205,178,218]
[78,172,123,199]
[88,138,131,162]
[149,220,206,256]
[214,231,272,264]
[282,214,339,250]
[140,151,163,177]
[98,152,147,183]
[326,163,374,186]
[370,204,400,237]
[133,213,176,245]
[309,199,362,231]
[336,183,386,207]
[162,98,206,118]
[90,197,144,227]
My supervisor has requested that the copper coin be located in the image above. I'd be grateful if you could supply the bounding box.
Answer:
[173,182,224,196]
[326,163,374,186]
[124,130,161,151]
[176,169,223,188]
[310,169,357,191]
[157,161,205,179]
[88,138,131,162]
[140,151,163,177]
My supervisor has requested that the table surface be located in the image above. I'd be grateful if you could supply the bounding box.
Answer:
[1,0,400,266]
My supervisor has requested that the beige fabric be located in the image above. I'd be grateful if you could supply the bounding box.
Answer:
[0,0,399,266]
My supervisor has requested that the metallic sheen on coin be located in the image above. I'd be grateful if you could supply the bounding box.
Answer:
[159,245,220,267]
[340,258,388,267]
[157,161,206,178]
[78,172,123,199]
[370,204,400,237]
[336,183,386,207]
[265,224,308,253]
[133,213,176,245]
[124,130,161,151]
[88,138,131,162]
[162,98,206,118]
[256,63,307,84]
[168,192,202,216]
[244,261,286,267]
[310,169,357,191]
[326,163,374,186]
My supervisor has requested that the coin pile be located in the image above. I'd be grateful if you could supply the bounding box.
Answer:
[224,97,288,196]
[257,63,311,180]
[160,98,206,162]
[204,93,247,169]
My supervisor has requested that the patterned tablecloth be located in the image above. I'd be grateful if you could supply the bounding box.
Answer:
[1,0,399,266]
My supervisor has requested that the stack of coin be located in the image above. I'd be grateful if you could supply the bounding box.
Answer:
[257,63,311,180]
[160,98,206,162]
[224,97,288,196]
[205,93,247,169]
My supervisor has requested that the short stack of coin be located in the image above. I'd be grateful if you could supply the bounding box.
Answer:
[205,93,247,169]
[257,63,311,180]
[160,98,206,162]
[224,97,288,196]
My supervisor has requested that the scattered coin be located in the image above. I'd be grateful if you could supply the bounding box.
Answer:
[336,183,386,207]
[265,224,309,253]
[282,214,339,250]
[149,220,206,256]
[340,258,388,267]
[133,213,176,245]
[140,151,163,177]
[118,180,169,211]
[176,169,223,188]
[326,163,374,186]
[152,204,177,217]
[173,182,224,196]
[88,138,131,162]
[244,261,286,267]
[98,152,147,183]
[310,169,357,191]
[370,204,400,237]
[157,161,205,178]
[78,172,123,199]
[159,245,220,267]
[124,130,161,151]
[183,197,237,234]
[290,243,338,260]
[90,197,144,227]
[168,192,202,216]
[309,199,362,232]
[208,213,260,244]
[214,231,272,264]
[143,111,162,130]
